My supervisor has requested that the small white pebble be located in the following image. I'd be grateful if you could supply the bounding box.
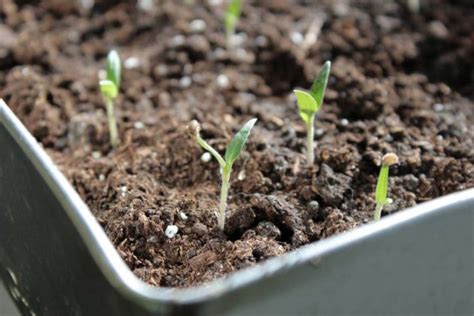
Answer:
[231,32,248,47]
[341,118,349,126]
[255,35,268,47]
[171,35,185,47]
[315,128,324,136]
[237,169,246,181]
[179,76,192,88]
[165,225,178,238]
[428,21,449,39]
[138,0,154,11]
[120,186,128,193]
[98,174,105,181]
[124,56,140,69]
[290,32,304,45]
[179,212,188,220]
[216,74,229,88]
[134,121,145,129]
[92,151,102,159]
[208,0,222,5]
[201,152,212,162]
[79,0,94,10]
[433,103,444,112]
[387,198,393,204]
[189,19,207,33]
[212,47,226,59]
[436,135,443,141]
[235,48,249,61]
[21,67,30,76]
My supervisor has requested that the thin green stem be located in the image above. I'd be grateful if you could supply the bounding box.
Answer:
[306,116,315,166]
[196,136,226,168]
[374,202,384,221]
[105,98,119,148]
[218,165,232,230]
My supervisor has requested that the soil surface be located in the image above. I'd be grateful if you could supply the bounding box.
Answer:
[1,0,473,287]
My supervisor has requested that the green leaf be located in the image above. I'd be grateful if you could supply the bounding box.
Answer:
[225,0,242,35]
[224,118,257,166]
[294,89,317,124]
[309,60,331,108]
[106,50,121,89]
[100,80,118,99]
[375,165,389,205]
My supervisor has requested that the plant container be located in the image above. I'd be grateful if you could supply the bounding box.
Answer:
[0,99,473,315]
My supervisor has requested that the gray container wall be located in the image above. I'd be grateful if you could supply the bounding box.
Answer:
[1,100,473,315]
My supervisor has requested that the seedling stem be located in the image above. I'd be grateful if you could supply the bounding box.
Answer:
[187,118,257,230]
[306,116,315,165]
[99,50,121,148]
[105,98,120,148]
[294,61,331,166]
[225,0,242,49]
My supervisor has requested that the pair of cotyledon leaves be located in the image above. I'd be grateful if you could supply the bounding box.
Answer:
[294,61,331,124]
[203,118,257,169]
[100,50,121,100]
[216,61,330,168]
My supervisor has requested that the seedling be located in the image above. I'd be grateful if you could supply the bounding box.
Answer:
[374,153,399,221]
[294,61,331,166]
[224,0,242,48]
[187,118,257,230]
[99,50,121,148]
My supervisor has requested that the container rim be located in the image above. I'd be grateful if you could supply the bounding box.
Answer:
[1,99,473,309]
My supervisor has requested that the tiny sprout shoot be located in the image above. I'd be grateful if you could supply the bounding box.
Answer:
[187,118,257,231]
[294,61,331,166]
[224,0,242,48]
[99,50,121,148]
[374,153,399,221]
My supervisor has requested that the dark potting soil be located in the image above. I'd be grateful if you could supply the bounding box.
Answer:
[1,0,473,287]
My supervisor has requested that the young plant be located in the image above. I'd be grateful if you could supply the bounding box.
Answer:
[224,0,242,48]
[293,61,331,166]
[374,153,399,221]
[99,50,121,148]
[187,118,257,231]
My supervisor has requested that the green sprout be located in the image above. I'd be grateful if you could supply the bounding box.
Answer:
[187,118,257,230]
[294,61,331,166]
[224,0,242,48]
[374,153,399,221]
[99,50,121,148]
